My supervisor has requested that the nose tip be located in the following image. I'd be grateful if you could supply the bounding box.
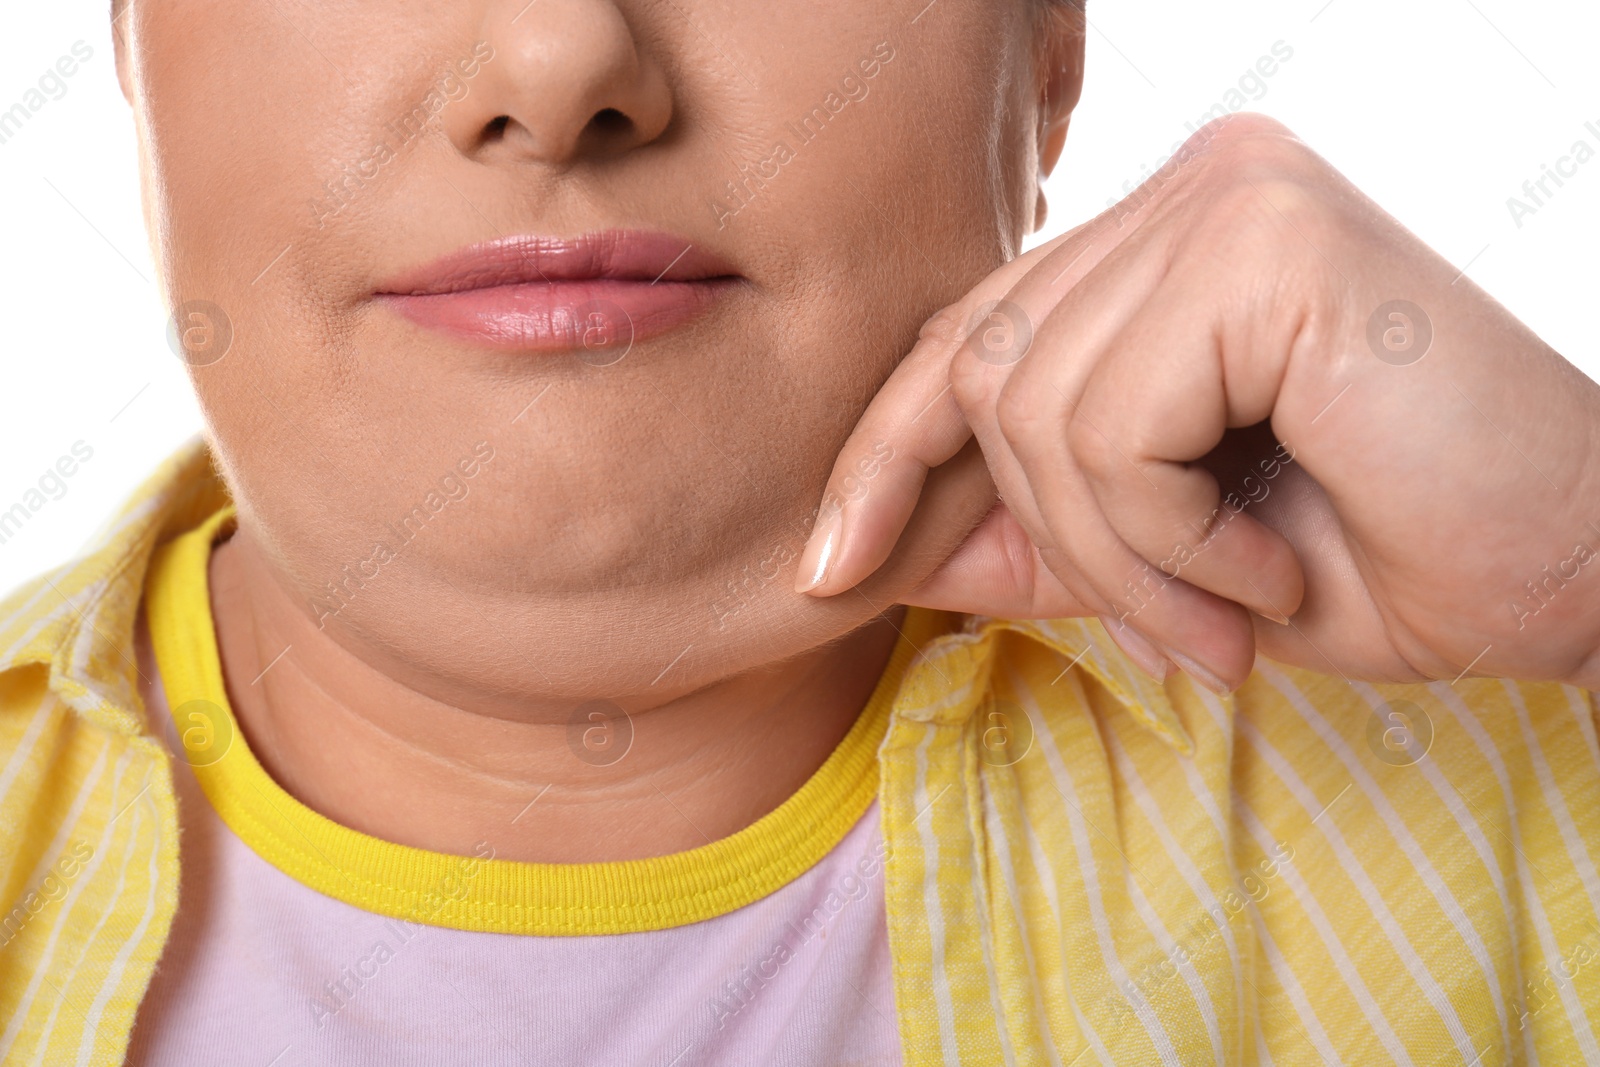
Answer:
[443,0,673,166]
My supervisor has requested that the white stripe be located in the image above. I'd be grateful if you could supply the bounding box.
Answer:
[0,574,108,668]
[911,726,962,1066]
[1170,691,1250,1059]
[30,794,147,1067]
[1484,681,1600,1057]
[0,694,63,810]
[1511,871,1592,1061]
[1512,871,1600,1059]
[64,577,120,705]
[1242,707,1482,1058]
[0,574,66,653]
[1255,666,1485,1060]
[1016,779,1116,1066]
[1124,875,1226,1067]
[900,671,978,723]
[1244,900,1343,1065]
[1068,624,1142,688]
[1171,689,1236,848]
[0,750,136,1060]
[1354,682,1522,1065]
[963,778,1019,1067]
[1252,1005,1276,1067]
[76,789,164,1065]
[1014,667,1183,1064]
[980,782,1068,1067]
[1075,639,1152,713]
[1428,682,1561,1065]
[1330,679,1514,1052]
[1502,680,1600,921]
[1234,790,1414,1065]
[1104,728,1227,1065]
[0,577,116,813]
[1562,685,1600,779]
[0,739,110,925]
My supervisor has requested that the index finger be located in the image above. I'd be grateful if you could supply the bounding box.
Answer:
[794,228,1078,596]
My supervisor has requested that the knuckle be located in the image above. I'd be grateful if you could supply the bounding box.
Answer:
[1178,151,1338,289]
[1193,111,1303,169]
[1225,178,1341,291]
[1231,172,1324,231]
[949,347,999,415]
[994,507,1044,591]
[993,377,1056,445]
[1064,415,1119,480]
[1188,114,1320,209]
[917,304,971,349]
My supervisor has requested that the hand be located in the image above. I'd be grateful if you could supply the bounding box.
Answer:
[795,113,1600,693]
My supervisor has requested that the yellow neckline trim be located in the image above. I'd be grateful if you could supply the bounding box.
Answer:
[144,504,954,935]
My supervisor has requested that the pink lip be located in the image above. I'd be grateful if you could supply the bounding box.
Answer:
[375,230,740,353]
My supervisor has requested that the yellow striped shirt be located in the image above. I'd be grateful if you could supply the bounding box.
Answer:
[1,437,1598,1064]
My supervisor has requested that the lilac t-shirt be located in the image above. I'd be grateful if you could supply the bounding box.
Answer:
[126,654,904,1067]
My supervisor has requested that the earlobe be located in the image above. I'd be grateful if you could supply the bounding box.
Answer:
[1038,116,1071,181]
[1033,4,1084,195]
[1032,70,1075,232]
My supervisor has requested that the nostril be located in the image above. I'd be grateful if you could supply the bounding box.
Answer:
[588,108,632,137]
[474,109,637,157]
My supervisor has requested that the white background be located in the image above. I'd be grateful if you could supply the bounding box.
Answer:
[1,0,1596,596]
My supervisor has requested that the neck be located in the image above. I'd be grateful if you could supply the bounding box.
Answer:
[199,529,906,863]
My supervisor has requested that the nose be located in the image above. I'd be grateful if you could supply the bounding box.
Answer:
[444,0,673,165]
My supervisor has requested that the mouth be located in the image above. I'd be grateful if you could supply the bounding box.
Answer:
[374,230,742,355]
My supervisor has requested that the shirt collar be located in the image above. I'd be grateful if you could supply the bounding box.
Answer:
[893,613,1197,756]
[0,436,225,733]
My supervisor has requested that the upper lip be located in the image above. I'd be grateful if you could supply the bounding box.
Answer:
[375,230,739,296]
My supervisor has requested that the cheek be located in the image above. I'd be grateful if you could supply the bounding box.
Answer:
[137,3,473,328]
[136,3,488,531]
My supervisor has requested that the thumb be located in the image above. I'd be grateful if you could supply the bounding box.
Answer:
[899,501,1095,620]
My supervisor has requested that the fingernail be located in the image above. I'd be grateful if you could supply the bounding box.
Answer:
[1258,607,1290,626]
[1097,616,1170,682]
[1162,648,1235,696]
[795,509,842,594]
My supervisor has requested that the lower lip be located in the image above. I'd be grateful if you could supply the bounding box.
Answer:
[378,278,737,353]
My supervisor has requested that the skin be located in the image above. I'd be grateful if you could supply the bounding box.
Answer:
[114,0,1600,866]
[114,0,1082,861]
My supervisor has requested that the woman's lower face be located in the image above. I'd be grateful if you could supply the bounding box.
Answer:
[118,0,1068,710]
